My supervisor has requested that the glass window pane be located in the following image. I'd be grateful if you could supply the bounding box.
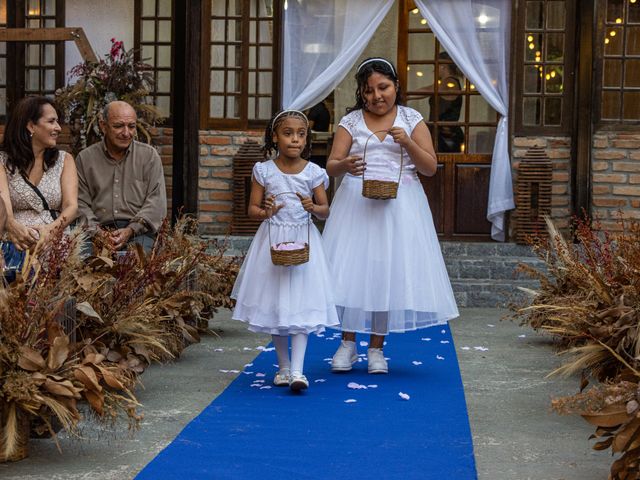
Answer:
[0,60,5,84]
[210,45,224,67]
[258,72,272,95]
[623,91,640,119]
[469,95,496,122]
[227,96,240,118]
[627,26,640,55]
[546,33,564,62]
[227,70,241,93]
[248,45,256,69]
[227,45,240,67]
[604,27,623,55]
[27,44,40,66]
[257,19,272,42]
[601,90,621,119]
[408,9,428,29]
[468,126,495,154]
[0,43,6,55]
[44,18,54,28]
[630,2,640,23]
[27,69,40,91]
[526,1,544,29]
[158,20,171,42]
[210,70,224,92]
[248,97,255,119]
[603,59,622,87]
[258,46,272,67]
[606,0,623,23]
[142,0,155,17]
[142,20,156,42]
[44,44,55,66]
[157,46,171,67]
[544,97,562,125]
[624,59,640,87]
[142,45,155,65]
[407,63,435,92]
[248,71,256,94]
[158,0,171,17]
[545,66,564,93]
[525,33,543,61]
[0,0,6,24]
[156,95,171,117]
[523,97,541,125]
[44,69,55,91]
[157,70,171,92]
[27,0,39,15]
[227,19,242,42]
[524,65,543,93]
[44,0,55,16]
[209,95,223,118]
[546,1,565,29]
[257,97,271,120]
[211,0,225,16]
[408,32,436,61]
[27,19,40,28]
[212,19,225,42]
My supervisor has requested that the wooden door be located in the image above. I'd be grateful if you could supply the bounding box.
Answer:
[399,1,498,240]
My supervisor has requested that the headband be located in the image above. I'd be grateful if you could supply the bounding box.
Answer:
[356,58,396,76]
[272,109,308,126]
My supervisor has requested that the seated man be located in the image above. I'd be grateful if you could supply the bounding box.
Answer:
[76,101,166,252]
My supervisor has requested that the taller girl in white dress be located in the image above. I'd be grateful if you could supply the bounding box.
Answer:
[231,110,339,391]
[323,58,459,374]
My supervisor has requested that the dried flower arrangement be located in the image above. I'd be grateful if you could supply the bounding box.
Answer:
[512,215,640,479]
[0,217,239,462]
[54,38,164,155]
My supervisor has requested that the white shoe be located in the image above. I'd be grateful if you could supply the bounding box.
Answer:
[331,340,358,372]
[273,370,290,387]
[367,348,388,374]
[289,373,309,391]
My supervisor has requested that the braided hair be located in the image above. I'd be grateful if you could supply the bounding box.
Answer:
[346,58,404,114]
[262,110,312,160]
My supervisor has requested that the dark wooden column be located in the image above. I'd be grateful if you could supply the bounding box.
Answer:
[171,0,202,220]
[572,0,595,219]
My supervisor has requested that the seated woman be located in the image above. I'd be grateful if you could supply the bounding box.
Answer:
[0,96,78,251]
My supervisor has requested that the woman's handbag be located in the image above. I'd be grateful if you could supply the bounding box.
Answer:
[1,241,28,282]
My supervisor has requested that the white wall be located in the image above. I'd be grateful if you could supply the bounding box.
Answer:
[65,0,134,80]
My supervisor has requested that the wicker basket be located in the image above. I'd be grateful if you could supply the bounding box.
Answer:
[0,406,30,463]
[268,192,310,266]
[361,129,404,200]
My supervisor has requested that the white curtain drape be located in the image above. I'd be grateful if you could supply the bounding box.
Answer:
[282,0,394,111]
[415,0,514,241]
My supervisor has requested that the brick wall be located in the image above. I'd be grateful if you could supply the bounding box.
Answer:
[512,136,572,232]
[198,129,262,234]
[591,132,640,231]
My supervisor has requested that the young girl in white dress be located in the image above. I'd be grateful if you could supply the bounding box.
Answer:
[231,110,339,391]
[323,58,459,374]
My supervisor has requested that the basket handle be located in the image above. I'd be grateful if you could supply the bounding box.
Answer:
[266,191,311,248]
[361,129,404,184]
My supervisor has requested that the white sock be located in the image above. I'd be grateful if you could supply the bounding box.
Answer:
[290,333,309,376]
[271,335,290,373]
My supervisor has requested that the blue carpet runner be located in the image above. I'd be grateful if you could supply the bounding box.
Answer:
[136,325,477,479]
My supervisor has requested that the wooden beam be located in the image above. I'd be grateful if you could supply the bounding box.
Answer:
[572,0,594,219]
[171,1,201,220]
[0,27,98,62]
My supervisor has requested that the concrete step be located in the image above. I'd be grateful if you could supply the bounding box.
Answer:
[208,236,546,308]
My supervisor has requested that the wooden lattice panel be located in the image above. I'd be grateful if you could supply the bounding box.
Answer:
[516,146,553,244]
[232,141,264,235]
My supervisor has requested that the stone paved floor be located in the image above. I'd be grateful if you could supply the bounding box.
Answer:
[0,308,611,480]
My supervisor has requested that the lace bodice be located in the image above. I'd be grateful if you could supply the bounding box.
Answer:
[0,150,65,227]
[338,105,424,181]
[252,160,329,226]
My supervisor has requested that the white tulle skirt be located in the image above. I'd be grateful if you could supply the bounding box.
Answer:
[231,220,339,335]
[322,174,459,335]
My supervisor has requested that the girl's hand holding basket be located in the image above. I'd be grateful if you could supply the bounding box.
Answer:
[264,194,284,218]
[343,155,366,176]
[296,192,315,213]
